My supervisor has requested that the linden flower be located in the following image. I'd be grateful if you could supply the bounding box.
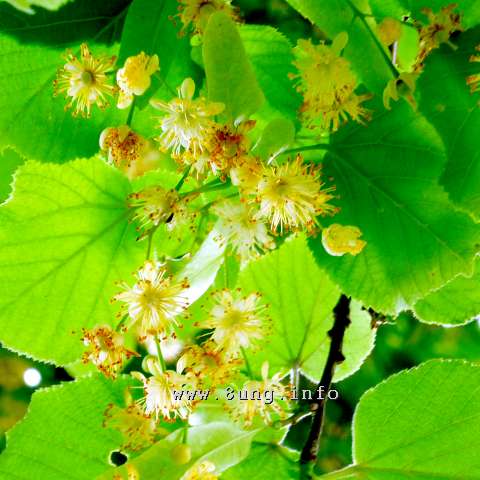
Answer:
[177,340,242,389]
[212,200,274,265]
[255,155,337,234]
[322,224,366,257]
[151,78,224,155]
[54,43,116,117]
[230,155,263,195]
[81,325,138,379]
[135,369,192,421]
[180,461,218,480]
[128,186,182,236]
[104,399,161,452]
[467,45,480,94]
[230,362,290,428]
[292,33,371,131]
[181,121,254,177]
[196,289,267,357]
[117,52,159,109]
[414,4,462,70]
[100,125,160,179]
[113,261,189,339]
[178,0,237,36]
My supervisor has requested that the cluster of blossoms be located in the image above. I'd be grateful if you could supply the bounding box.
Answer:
[53,6,372,474]
[292,32,372,132]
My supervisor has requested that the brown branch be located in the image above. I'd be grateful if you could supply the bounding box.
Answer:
[299,294,351,478]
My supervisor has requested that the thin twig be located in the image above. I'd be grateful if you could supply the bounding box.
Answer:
[299,295,351,479]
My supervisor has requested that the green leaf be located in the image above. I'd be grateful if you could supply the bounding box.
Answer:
[106,422,256,479]
[239,235,375,381]
[0,158,144,365]
[308,100,480,314]
[252,118,296,161]
[318,360,480,479]
[222,442,299,479]
[0,147,24,202]
[413,258,480,326]
[418,27,480,215]
[203,12,265,122]
[239,25,302,125]
[285,0,393,94]
[118,0,199,108]
[0,375,131,480]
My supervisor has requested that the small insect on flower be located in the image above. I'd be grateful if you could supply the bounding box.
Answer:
[229,361,290,428]
[414,4,463,71]
[113,261,189,340]
[100,125,160,179]
[292,33,371,132]
[54,43,116,117]
[467,45,480,94]
[196,289,268,357]
[81,325,138,379]
[180,461,218,480]
[150,78,224,156]
[178,0,238,36]
[322,223,366,257]
[117,52,159,109]
[128,186,182,237]
[134,367,193,421]
[176,340,242,390]
[212,200,274,265]
[254,155,337,234]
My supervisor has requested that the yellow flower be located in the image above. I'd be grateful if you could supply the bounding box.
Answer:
[81,325,138,379]
[104,394,162,452]
[151,78,224,155]
[117,53,159,109]
[180,461,218,480]
[178,0,238,36]
[467,45,480,94]
[229,155,263,195]
[212,200,274,265]
[292,34,371,132]
[176,340,242,389]
[414,4,463,71]
[99,125,160,179]
[254,155,337,234]
[113,261,189,340]
[383,73,418,110]
[54,43,116,117]
[322,224,366,257]
[181,121,255,177]
[135,368,193,421]
[196,289,267,357]
[230,362,290,427]
[128,186,182,236]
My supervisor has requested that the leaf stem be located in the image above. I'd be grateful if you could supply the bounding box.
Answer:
[175,166,191,192]
[126,97,136,126]
[115,314,129,332]
[155,337,167,373]
[181,179,231,197]
[300,295,351,479]
[346,0,399,78]
[241,347,253,378]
